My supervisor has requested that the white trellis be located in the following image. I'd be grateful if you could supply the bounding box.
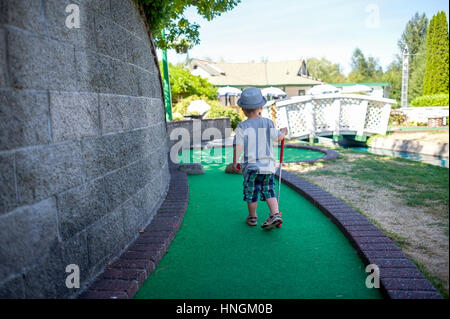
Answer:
[261,94,395,140]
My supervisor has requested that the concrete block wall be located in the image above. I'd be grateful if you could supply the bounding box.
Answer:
[0,0,169,298]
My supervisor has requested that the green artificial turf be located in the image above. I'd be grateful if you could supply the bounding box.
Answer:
[135,147,382,299]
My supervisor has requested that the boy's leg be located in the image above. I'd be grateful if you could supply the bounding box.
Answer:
[259,174,282,229]
[262,197,282,229]
[243,170,259,226]
[265,197,279,216]
[247,202,257,217]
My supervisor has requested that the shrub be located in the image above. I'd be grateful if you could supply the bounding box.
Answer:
[388,110,407,126]
[173,95,204,115]
[172,112,184,121]
[163,63,218,103]
[205,101,242,129]
[410,94,449,107]
[173,96,243,129]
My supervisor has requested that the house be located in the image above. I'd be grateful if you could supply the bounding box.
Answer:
[188,58,323,99]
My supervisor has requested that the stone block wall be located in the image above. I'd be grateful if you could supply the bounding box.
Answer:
[0,0,169,298]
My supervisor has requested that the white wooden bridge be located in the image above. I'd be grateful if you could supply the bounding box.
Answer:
[261,94,395,142]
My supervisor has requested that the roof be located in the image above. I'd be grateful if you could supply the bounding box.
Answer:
[332,82,391,87]
[189,59,323,87]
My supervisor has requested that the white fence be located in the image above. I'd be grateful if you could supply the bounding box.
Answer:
[400,106,449,125]
[262,94,395,140]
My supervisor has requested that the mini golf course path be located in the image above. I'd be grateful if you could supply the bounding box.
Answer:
[135,147,381,299]
[79,145,441,299]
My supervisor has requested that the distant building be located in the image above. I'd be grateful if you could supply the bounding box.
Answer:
[188,58,323,98]
[331,82,391,98]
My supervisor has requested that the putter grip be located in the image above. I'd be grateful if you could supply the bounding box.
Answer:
[280,138,285,163]
[236,163,241,170]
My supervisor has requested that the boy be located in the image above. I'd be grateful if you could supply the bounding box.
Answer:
[232,87,287,229]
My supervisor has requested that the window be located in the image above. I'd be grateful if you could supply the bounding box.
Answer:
[298,89,305,96]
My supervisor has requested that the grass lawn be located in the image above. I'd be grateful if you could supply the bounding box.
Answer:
[285,145,449,298]
[311,148,448,208]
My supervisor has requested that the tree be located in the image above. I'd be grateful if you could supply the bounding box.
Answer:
[306,57,346,83]
[347,48,383,82]
[397,13,428,101]
[160,63,218,103]
[408,39,427,100]
[423,11,449,94]
[384,12,429,104]
[382,61,402,104]
[137,0,241,52]
[397,12,428,71]
[423,13,436,94]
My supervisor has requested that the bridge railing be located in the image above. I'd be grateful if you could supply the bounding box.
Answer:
[261,94,395,140]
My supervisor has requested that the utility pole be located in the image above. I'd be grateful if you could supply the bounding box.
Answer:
[161,29,173,121]
[401,46,409,108]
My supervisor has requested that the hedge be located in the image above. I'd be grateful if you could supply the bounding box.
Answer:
[410,94,449,107]
[172,96,243,129]
[205,103,242,129]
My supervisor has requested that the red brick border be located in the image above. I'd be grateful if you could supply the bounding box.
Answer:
[276,167,443,299]
[78,160,188,299]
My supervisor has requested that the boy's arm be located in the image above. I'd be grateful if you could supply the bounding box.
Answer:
[269,119,288,142]
[233,125,244,170]
[233,144,243,170]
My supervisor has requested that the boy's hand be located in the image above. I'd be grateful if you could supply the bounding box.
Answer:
[277,127,288,142]
[232,163,241,171]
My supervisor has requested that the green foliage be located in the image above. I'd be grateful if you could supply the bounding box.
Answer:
[173,95,205,114]
[136,0,240,51]
[348,48,383,82]
[397,12,429,102]
[408,39,427,101]
[172,112,184,120]
[205,102,242,129]
[379,12,429,104]
[423,11,449,95]
[306,57,346,83]
[423,13,436,94]
[162,63,218,103]
[382,61,402,104]
[398,12,428,67]
[173,95,243,129]
[410,94,449,106]
[388,110,407,126]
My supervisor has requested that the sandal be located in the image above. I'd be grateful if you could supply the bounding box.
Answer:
[246,216,257,226]
[261,213,282,230]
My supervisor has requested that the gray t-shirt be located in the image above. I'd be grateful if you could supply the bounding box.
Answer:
[233,117,281,174]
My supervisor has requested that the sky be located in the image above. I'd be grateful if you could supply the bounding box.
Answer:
[158,0,449,75]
